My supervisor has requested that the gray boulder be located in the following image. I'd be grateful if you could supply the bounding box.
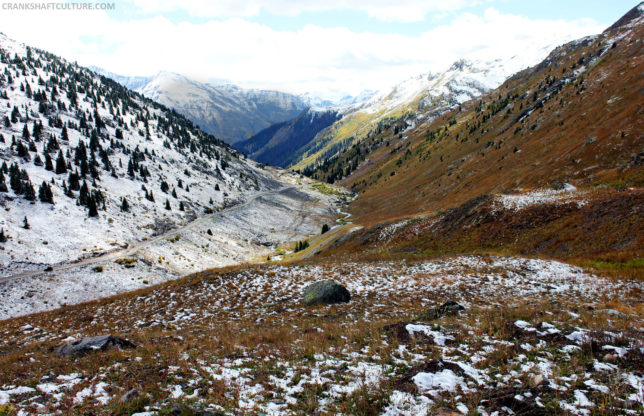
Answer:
[57,335,135,357]
[303,280,350,306]
[420,300,465,320]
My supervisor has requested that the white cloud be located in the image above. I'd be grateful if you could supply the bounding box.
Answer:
[0,4,603,98]
[129,0,489,22]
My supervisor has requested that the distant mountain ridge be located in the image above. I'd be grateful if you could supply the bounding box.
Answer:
[91,68,375,146]
[90,68,309,144]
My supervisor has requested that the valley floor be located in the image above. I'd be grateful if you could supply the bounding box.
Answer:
[0,255,641,415]
[0,172,344,320]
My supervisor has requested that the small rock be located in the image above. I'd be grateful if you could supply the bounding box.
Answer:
[603,353,618,364]
[120,388,139,403]
[438,300,465,315]
[420,300,465,320]
[161,403,224,416]
[434,408,461,416]
[530,374,547,388]
[303,280,350,306]
[596,309,626,318]
[56,334,136,357]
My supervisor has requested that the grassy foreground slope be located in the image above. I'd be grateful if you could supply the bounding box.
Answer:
[0,5,642,416]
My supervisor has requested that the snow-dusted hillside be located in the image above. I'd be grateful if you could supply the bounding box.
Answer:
[290,43,558,171]
[350,44,555,119]
[0,33,342,318]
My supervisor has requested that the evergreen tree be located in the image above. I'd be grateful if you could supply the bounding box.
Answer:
[22,216,30,229]
[9,165,23,194]
[160,180,169,193]
[22,123,30,140]
[87,194,98,217]
[165,199,171,210]
[0,171,7,193]
[16,141,29,159]
[179,201,185,211]
[74,140,87,165]
[172,188,177,198]
[38,181,53,204]
[68,170,80,190]
[11,106,19,123]
[127,159,135,177]
[46,135,59,152]
[0,228,6,243]
[44,153,54,171]
[215,183,220,191]
[79,181,89,206]
[80,158,89,177]
[61,125,69,141]
[120,197,129,212]
[55,150,67,174]
[24,181,36,201]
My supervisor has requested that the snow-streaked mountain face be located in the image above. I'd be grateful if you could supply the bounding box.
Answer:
[92,68,309,144]
[289,43,560,171]
[350,42,556,119]
[0,33,337,285]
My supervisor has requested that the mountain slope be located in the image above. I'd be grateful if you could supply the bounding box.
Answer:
[233,108,341,167]
[311,4,644,264]
[289,46,557,172]
[93,69,309,144]
[0,33,342,318]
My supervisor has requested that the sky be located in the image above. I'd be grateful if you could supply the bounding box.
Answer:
[0,0,637,99]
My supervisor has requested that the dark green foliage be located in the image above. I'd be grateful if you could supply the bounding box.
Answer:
[0,171,7,193]
[87,194,98,217]
[23,216,30,229]
[23,181,36,201]
[165,199,171,210]
[55,150,67,174]
[22,123,30,140]
[38,181,54,204]
[233,109,341,168]
[0,228,7,243]
[120,197,129,212]
[79,181,89,206]
[294,240,310,252]
[61,125,69,141]
[321,224,330,234]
